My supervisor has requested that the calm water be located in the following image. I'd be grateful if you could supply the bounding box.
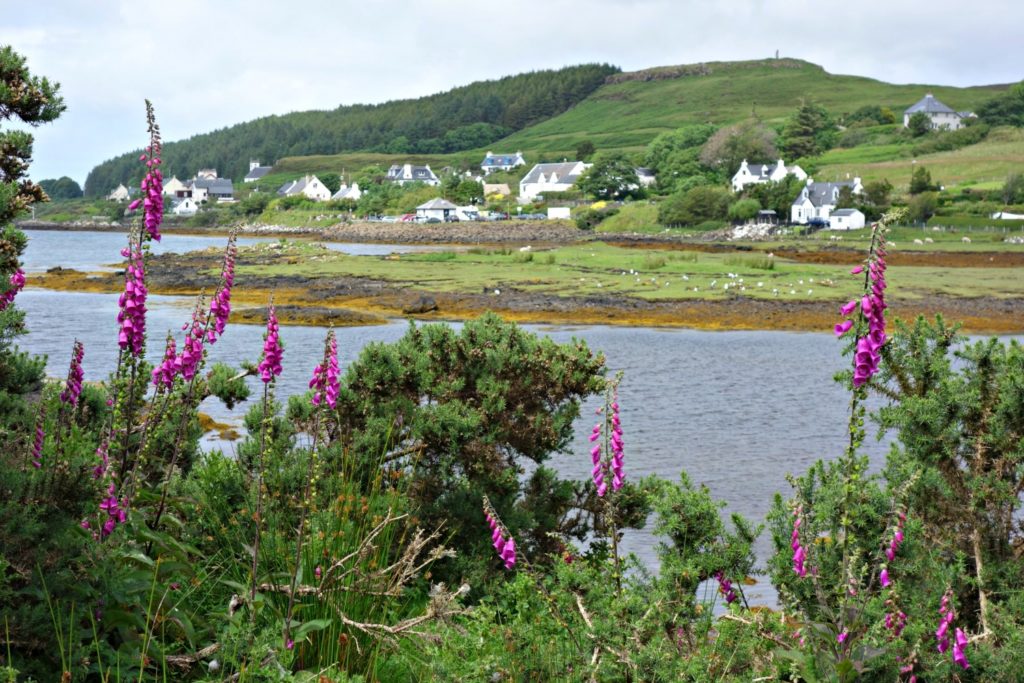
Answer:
[15,231,917,605]
[20,229,439,273]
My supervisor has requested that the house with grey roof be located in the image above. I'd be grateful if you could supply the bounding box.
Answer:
[903,93,972,131]
[519,161,592,200]
[386,164,440,186]
[277,175,331,201]
[190,177,234,202]
[732,159,807,192]
[331,182,362,202]
[829,208,866,230]
[415,198,458,221]
[790,177,863,225]
[480,151,526,175]
[244,160,273,183]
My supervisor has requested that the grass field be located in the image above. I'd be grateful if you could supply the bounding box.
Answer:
[237,240,1024,304]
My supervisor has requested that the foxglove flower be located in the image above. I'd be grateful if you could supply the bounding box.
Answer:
[31,408,45,468]
[834,230,888,387]
[589,388,625,497]
[952,627,969,669]
[482,497,517,570]
[60,340,85,406]
[117,243,148,356]
[92,439,110,480]
[0,268,26,311]
[207,235,237,344]
[309,330,339,408]
[258,305,283,383]
[175,303,206,381]
[139,100,164,241]
[151,333,178,390]
[99,481,127,538]
[936,590,955,654]
[714,571,738,604]
[791,507,808,578]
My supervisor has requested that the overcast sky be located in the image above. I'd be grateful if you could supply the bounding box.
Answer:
[7,0,1023,185]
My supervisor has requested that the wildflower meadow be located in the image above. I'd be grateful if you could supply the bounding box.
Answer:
[3,47,1024,682]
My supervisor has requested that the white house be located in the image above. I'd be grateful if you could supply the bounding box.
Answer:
[163,176,187,197]
[190,177,234,202]
[331,182,362,202]
[829,208,866,230]
[277,175,331,201]
[732,159,807,192]
[244,160,273,183]
[903,94,971,131]
[480,151,526,175]
[415,198,458,221]
[107,184,131,202]
[386,164,440,186]
[519,161,591,200]
[171,197,198,216]
[636,167,657,188]
[790,178,863,224]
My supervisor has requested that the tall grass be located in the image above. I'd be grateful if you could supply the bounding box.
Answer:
[724,253,775,270]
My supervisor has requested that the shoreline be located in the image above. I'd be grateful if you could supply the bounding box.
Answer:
[28,266,1024,335]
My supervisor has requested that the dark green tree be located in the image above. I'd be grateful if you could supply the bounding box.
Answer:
[658,185,730,227]
[575,139,596,161]
[38,176,83,200]
[727,198,760,221]
[976,81,1024,127]
[1002,173,1024,205]
[318,172,341,194]
[907,191,938,222]
[910,165,936,194]
[907,111,932,137]
[781,100,836,159]
[742,173,804,217]
[576,152,643,200]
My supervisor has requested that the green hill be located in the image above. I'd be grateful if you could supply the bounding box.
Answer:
[82,63,619,197]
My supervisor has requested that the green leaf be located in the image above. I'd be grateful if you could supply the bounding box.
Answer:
[293,618,333,641]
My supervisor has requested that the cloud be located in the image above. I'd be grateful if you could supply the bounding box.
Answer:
[6,0,1022,184]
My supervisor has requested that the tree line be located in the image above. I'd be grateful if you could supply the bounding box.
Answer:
[83,64,619,197]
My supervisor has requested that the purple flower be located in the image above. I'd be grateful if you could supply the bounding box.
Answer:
[140,102,164,241]
[483,497,517,570]
[206,236,237,344]
[309,330,339,408]
[791,510,808,578]
[176,304,206,381]
[116,244,147,357]
[952,628,969,669]
[834,320,854,337]
[0,268,26,312]
[60,340,85,406]
[850,265,864,275]
[258,305,284,383]
[714,571,738,604]
[880,568,890,587]
[839,299,859,316]
[936,590,955,654]
[151,333,178,390]
[837,630,848,644]
[31,408,45,469]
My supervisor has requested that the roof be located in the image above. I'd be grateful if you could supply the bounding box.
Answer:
[481,152,524,168]
[521,162,588,186]
[278,177,311,196]
[797,181,858,208]
[417,198,458,210]
[192,177,234,194]
[905,93,957,115]
[245,166,272,180]
[386,164,438,182]
[831,209,863,217]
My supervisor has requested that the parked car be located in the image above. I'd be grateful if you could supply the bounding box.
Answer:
[381,216,399,223]
[807,218,830,229]
[444,215,460,222]
[426,217,442,224]
[400,213,416,222]
[488,212,509,221]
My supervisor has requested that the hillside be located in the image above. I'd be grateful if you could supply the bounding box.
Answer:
[82,63,619,196]
[265,59,1012,184]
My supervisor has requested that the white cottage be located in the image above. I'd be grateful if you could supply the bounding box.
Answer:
[171,196,198,216]
[277,175,331,201]
[790,178,863,225]
[903,94,970,131]
[415,198,458,221]
[480,151,526,175]
[519,161,591,200]
[732,159,807,192]
[829,208,866,230]
[385,164,440,186]
[331,182,362,202]
[163,176,187,197]
[107,184,131,202]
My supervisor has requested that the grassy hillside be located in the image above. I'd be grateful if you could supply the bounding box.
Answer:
[491,59,1005,154]
[269,59,1011,183]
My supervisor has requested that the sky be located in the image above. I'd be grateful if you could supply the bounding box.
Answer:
[6,0,1023,185]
